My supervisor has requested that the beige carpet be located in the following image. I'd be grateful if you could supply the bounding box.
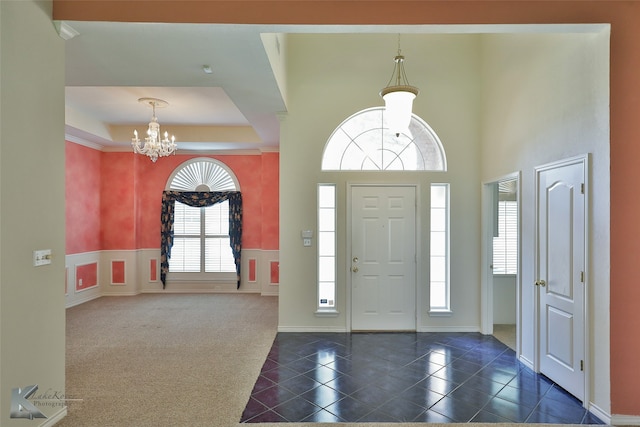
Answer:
[60,294,277,426]
[58,294,588,427]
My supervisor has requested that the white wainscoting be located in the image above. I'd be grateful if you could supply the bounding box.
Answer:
[66,248,279,307]
[65,251,101,308]
[261,249,280,296]
[101,250,139,296]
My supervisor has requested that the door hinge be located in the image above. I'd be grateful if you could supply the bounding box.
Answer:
[581,183,585,194]
[580,360,584,371]
[580,271,585,283]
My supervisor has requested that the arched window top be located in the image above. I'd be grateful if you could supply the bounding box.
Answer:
[321,107,447,172]
[166,158,239,191]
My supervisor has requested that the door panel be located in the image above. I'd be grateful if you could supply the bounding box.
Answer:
[547,306,574,368]
[537,158,585,401]
[351,186,416,331]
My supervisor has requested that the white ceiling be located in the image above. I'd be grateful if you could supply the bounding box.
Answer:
[63,22,607,153]
[64,21,287,152]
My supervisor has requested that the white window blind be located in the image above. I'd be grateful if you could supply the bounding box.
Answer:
[493,200,518,275]
[170,201,235,273]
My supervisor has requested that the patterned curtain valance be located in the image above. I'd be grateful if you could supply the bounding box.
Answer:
[160,191,243,288]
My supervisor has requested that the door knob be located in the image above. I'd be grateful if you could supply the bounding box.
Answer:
[535,280,546,287]
[352,266,359,273]
[353,257,359,263]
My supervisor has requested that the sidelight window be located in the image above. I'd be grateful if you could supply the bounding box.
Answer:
[317,184,336,313]
[430,183,450,313]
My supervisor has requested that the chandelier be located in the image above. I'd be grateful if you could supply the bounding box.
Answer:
[132,97,177,162]
[380,38,419,137]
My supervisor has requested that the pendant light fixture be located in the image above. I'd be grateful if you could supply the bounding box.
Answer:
[380,36,419,137]
[132,97,177,162]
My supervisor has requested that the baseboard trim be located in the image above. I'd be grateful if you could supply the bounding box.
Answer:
[611,414,640,425]
[140,289,261,294]
[101,291,138,296]
[279,326,483,333]
[518,354,534,371]
[65,293,101,308]
[589,402,611,425]
[41,406,67,426]
[277,326,348,333]
[417,326,480,333]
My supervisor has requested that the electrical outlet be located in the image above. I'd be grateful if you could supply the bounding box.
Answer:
[33,249,52,267]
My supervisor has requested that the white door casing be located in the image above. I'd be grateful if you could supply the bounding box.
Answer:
[536,155,588,402]
[481,173,521,355]
[350,185,417,331]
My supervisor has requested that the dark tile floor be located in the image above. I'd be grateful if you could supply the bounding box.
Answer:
[240,332,605,424]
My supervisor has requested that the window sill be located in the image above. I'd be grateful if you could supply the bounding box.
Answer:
[429,310,453,317]
[315,309,339,318]
[167,272,236,282]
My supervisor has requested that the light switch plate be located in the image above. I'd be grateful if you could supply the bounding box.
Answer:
[33,249,52,266]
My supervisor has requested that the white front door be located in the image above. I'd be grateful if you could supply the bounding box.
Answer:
[351,185,416,331]
[536,156,586,401]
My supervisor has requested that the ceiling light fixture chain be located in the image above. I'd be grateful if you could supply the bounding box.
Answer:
[380,34,420,137]
[132,97,177,162]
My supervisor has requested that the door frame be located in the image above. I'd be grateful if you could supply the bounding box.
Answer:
[534,153,590,406]
[481,171,521,357]
[346,182,421,332]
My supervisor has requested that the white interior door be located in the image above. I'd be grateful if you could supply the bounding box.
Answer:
[536,157,586,401]
[351,185,416,331]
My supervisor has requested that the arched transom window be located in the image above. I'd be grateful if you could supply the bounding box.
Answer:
[321,107,447,171]
[167,158,239,192]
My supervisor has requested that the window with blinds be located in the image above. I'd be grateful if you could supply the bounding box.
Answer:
[169,200,236,273]
[493,200,518,275]
[166,158,239,278]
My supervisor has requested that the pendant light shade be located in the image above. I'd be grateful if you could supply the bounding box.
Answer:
[381,83,418,137]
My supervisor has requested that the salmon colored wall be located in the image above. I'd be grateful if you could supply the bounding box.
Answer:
[261,152,279,250]
[66,142,101,254]
[66,146,279,252]
[132,153,274,249]
[54,0,639,415]
[101,152,137,250]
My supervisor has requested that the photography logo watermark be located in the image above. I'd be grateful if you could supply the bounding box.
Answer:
[10,385,46,420]
[10,384,82,420]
